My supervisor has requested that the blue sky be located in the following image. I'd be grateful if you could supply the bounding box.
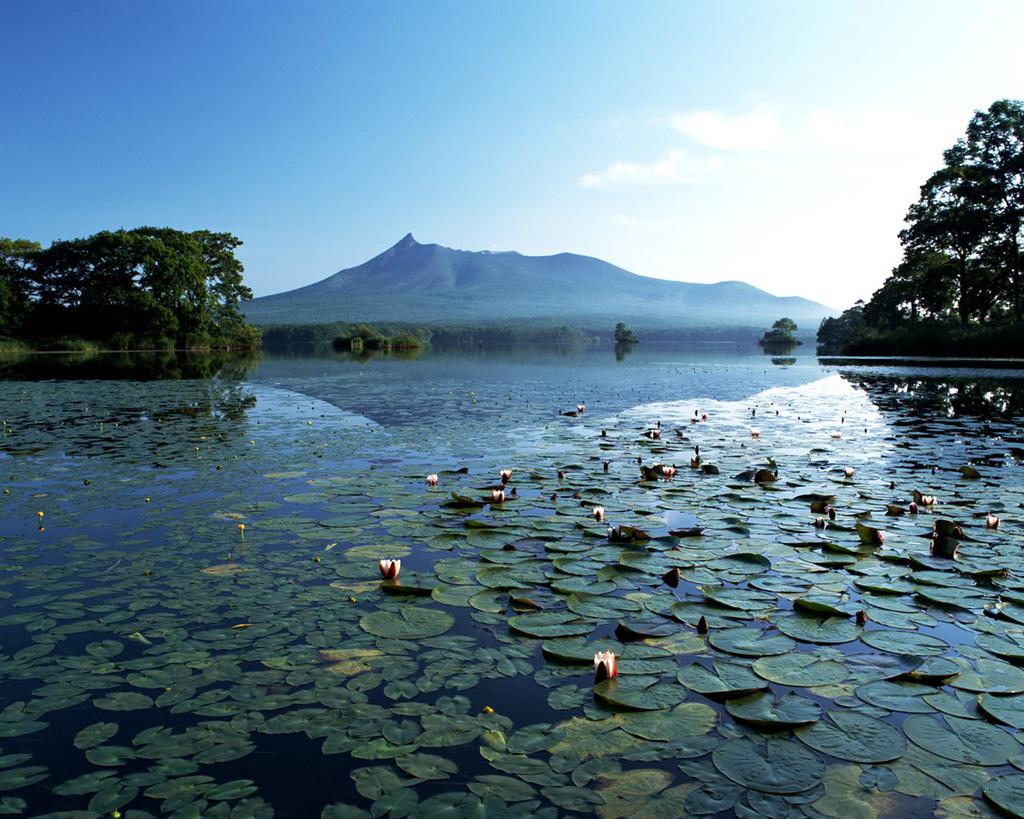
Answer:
[3,1,1022,309]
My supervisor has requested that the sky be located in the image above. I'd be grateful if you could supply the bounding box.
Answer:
[3,1,1023,310]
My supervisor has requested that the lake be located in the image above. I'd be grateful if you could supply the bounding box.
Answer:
[1,344,1023,818]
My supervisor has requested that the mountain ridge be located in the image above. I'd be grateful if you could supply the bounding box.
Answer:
[243,234,834,329]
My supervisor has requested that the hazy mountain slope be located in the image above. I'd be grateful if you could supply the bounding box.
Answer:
[244,234,833,328]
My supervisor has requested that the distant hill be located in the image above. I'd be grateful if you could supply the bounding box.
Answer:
[243,234,834,331]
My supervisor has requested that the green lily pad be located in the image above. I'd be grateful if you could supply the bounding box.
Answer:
[725,691,822,729]
[855,680,937,714]
[618,702,717,740]
[712,736,825,794]
[359,606,454,640]
[593,679,685,711]
[709,627,795,657]
[861,629,948,656]
[508,611,593,639]
[904,714,1021,765]
[73,722,119,750]
[753,653,847,686]
[678,662,769,699]
[775,614,861,644]
[983,774,1024,818]
[978,693,1024,729]
[796,709,907,763]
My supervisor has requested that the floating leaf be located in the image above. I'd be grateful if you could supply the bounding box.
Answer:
[359,607,454,640]
[796,710,907,763]
[712,736,825,794]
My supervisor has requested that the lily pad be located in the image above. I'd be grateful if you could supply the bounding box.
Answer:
[712,736,825,794]
[796,709,907,763]
[359,607,454,640]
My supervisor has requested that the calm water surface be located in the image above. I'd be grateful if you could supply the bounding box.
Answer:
[0,345,1022,818]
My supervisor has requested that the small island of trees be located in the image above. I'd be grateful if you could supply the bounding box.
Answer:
[818,99,1024,356]
[759,317,801,347]
[0,228,258,351]
[614,322,638,344]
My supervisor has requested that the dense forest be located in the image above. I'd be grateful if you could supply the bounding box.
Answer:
[0,228,258,350]
[818,99,1024,355]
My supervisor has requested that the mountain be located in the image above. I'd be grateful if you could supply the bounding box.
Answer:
[243,234,834,330]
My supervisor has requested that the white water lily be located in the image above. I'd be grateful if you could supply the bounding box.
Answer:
[378,558,401,579]
[594,650,618,682]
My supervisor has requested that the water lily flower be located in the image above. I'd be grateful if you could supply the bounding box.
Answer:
[592,506,605,522]
[701,412,708,421]
[844,467,855,478]
[238,523,245,541]
[661,465,677,480]
[814,516,826,528]
[831,431,842,439]
[874,529,885,546]
[594,650,618,682]
[909,502,919,514]
[491,489,505,504]
[577,403,586,414]
[499,469,512,484]
[378,558,401,579]
[36,511,44,521]
[750,428,761,438]
[607,526,621,542]
[645,428,661,440]
[558,469,565,480]
[987,513,1000,529]
[913,490,936,507]
[426,473,439,486]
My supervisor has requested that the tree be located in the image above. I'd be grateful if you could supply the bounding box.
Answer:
[760,317,798,345]
[0,239,40,336]
[0,227,256,348]
[613,322,638,344]
[899,99,1024,324]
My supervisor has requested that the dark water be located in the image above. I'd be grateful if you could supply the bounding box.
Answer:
[1,344,1023,818]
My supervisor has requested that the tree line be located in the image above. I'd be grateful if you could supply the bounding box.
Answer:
[819,99,1024,354]
[0,227,258,350]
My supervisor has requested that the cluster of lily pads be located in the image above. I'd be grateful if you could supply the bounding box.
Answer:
[0,368,1022,818]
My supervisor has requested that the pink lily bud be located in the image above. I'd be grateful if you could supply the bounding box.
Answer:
[378,559,400,580]
[426,473,439,486]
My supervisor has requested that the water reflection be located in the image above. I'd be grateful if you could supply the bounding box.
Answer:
[0,350,259,381]
[838,373,1024,420]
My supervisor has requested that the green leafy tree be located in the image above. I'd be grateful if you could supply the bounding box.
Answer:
[613,322,638,344]
[761,317,798,344]
[0,239,40,336]
[1,227,255,348]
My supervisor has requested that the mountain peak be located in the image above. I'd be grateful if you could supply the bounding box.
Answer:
[393,233,419,251]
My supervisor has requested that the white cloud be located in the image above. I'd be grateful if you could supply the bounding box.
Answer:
[579,149,695,189]
[579,148,760,189]
[579,104,965,190]
[670,105,786,152]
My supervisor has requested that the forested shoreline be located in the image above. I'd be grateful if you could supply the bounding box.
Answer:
[0,228,259,351]
[818,99,1024,356]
